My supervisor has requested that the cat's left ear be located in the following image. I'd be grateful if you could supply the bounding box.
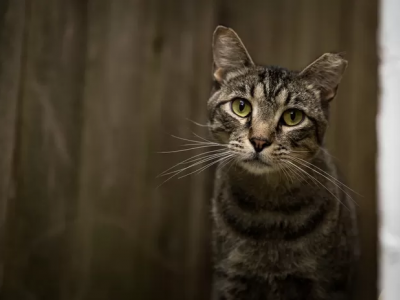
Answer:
[299,52,347,102]
[212,26,254,83]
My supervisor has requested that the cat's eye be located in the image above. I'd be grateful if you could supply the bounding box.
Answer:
[231,99,252,118]
[282,109,304,126]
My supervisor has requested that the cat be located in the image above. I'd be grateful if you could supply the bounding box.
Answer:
[209,26,359,300]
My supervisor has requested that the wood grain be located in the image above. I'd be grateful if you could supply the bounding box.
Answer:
[0,0,378,299]
[0,0,26,293]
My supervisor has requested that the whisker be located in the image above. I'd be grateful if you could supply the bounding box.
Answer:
[191,132,218,144]
[283,162,310,186]
[157,148,228,177]
[284,161,351,211]
[178,154,234,179]
[277,163,291,184]
[158,144,225,154]
[217,156,235,171]
[287,157,359,207]
[285,165,302,185]
[180,143,228,148]
[171,135,219,145]
[182,151,232,167]
[226,157,237,174]
[288,155,362,198]
[159,151,231,177]
[156,153,231,189]
[186,118,211,128]
[285,168,296,183]
[319,147,340,161]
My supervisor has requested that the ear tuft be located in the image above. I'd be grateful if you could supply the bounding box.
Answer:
[299,52,347,101]
[212,26,254,82]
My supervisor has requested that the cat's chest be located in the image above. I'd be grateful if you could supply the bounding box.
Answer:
[224,240,319,278]
[220,189,322,238]
[230,186,318,210]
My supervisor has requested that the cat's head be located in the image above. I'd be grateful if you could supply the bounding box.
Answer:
[208,26,347,174]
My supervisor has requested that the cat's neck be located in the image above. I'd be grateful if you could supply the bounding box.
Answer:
[222,150,332,201]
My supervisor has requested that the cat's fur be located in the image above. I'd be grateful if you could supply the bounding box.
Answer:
[209,26,359,300]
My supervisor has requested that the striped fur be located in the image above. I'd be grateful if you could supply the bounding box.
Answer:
[209,26,359,300]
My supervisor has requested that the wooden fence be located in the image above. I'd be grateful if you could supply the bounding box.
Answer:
[0,0,377,299]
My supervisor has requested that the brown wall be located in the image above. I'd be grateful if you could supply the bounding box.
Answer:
[0,0,377,299]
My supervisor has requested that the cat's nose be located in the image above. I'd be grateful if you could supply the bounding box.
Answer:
[250,138,272,152]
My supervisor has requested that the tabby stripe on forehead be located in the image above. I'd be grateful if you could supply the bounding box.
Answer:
[284,91,293,105]
[290,97,301,105]
[267,69,280,99]
[224,72,248,86]
[258,69,267,82]
[263,82,268,100]
[249,84,255,98]
[274,83,284,98]
[258,69,268,99]
[236,85,247,94]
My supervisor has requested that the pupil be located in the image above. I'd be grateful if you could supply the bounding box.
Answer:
[290,111,296,120]
[239,101,245,111]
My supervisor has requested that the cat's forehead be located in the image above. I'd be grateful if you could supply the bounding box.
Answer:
[223,66,297,102]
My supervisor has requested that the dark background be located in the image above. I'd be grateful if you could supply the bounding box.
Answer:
[0,0,377,299]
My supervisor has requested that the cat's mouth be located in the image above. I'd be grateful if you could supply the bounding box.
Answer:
[242,155,272,167]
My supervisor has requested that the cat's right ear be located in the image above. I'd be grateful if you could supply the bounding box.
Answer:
[212,26,254,83]
[299,52,348,102]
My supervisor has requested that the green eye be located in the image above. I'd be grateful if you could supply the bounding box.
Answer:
[231,99,252,117]
[282,109,304,126]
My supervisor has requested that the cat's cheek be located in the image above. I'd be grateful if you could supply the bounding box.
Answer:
[216,132,230,144]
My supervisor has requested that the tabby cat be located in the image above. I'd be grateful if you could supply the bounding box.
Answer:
[209,26,359,300]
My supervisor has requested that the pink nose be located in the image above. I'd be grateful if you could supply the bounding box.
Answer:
[250,138,271,152]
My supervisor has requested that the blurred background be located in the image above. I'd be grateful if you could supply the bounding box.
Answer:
[0,0,378,300]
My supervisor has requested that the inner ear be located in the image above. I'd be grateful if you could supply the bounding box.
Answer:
[212,26,254,83]
[213,66,226,83]
[299,52,347,102]
[324,86,339,102]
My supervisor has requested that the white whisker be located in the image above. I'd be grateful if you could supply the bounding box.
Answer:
[277,163,291,184]
[284,161,351,211]
[285,161,315,186]
[171,135,219,145]
[180,143,228,148]
[288,158,359,207]
[178,155,234,179]
[283,163,309,185]
[218,156,235,171]
[159,152,231,177]
[186,118,211,128]
[191,132,218,144]
[157,148,228,177]
[158,145,225,154]
[288,155,361,202]
[156,153,231,189]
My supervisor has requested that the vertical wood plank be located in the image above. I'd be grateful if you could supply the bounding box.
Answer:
[0,0,26,292]
[1,1,87,299]
[347,0,378,299]
[184,1,215,298]
[0,1,378,300]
